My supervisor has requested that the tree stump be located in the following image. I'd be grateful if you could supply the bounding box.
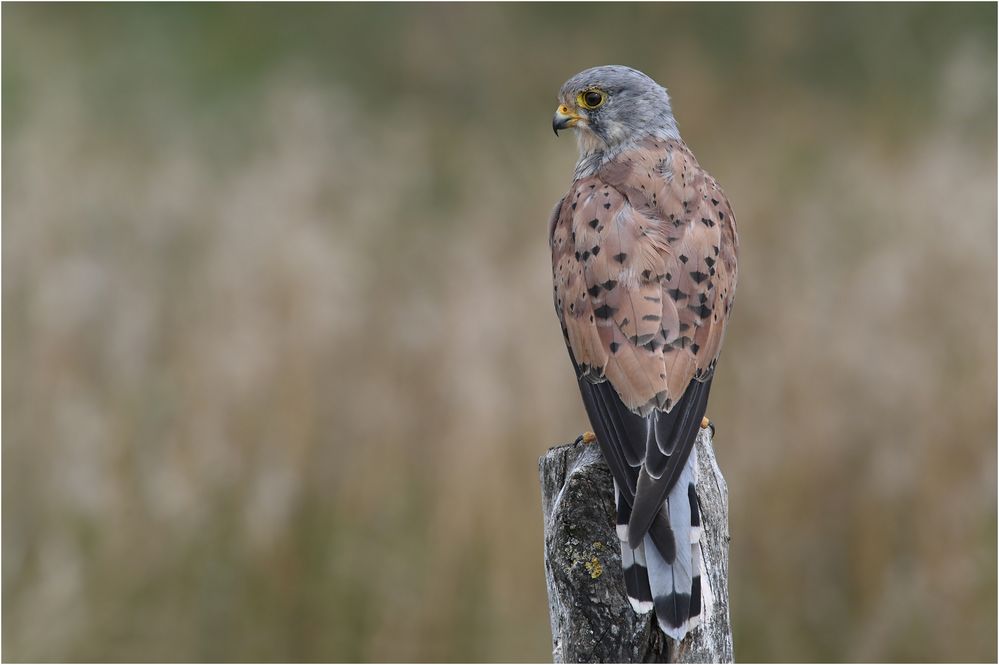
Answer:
[539,427,734,663]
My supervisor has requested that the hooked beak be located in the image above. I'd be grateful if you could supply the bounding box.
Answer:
[553,105,583,136]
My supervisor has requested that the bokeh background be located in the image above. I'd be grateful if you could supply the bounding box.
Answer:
[3,3,996,662]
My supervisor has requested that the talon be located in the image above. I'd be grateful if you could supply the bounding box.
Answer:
[574,431,597,445]
[701,416,716,437]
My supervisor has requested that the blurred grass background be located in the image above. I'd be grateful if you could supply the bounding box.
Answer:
[2,3,996,662]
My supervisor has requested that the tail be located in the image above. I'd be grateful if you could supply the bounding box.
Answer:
[614,448,707,640]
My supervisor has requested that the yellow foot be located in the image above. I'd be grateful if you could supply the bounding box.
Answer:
[701,417,716,436]
[574,431,597,445]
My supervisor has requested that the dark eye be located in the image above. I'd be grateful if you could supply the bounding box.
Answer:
[579,89,606,110]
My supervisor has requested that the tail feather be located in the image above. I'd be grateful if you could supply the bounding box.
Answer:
[614,481,654,613]
[618,448,707,640]
[688,476,704,628]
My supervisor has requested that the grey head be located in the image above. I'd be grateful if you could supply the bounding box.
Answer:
[553,65,680,160]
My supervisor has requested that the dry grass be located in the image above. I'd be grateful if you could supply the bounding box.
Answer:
[3,4,996,662]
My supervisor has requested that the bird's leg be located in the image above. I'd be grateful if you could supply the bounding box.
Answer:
[573,431,597,445]
[700,416,716,437]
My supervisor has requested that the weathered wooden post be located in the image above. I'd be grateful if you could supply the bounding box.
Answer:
[539,427,734,663]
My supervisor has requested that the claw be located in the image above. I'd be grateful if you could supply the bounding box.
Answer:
[573,431,597,445]
[701,416,716,437]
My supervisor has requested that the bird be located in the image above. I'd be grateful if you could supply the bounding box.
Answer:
[548,65,739,641]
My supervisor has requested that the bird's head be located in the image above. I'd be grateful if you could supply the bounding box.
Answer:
[553,65,680,155]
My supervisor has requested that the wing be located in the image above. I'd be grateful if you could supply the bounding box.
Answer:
[551,137,738,545]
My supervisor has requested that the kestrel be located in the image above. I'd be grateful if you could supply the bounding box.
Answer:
[548,66,739,640]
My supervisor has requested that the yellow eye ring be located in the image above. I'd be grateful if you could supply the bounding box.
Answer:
[578,89,606,110]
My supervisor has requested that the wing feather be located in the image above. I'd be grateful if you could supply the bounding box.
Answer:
[551,137,738,548]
